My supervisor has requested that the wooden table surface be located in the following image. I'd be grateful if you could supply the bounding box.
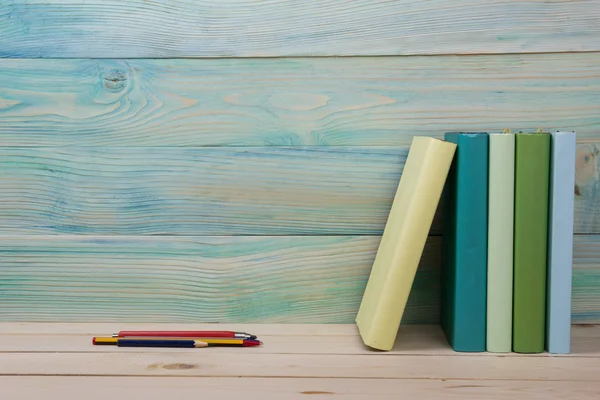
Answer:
[0,323,598,399]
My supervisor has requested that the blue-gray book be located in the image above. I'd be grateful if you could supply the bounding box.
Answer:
[547,131,576,354]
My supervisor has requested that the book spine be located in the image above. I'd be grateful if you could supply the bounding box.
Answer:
[547,131,576,354]
[441,133,488,352]
[486,134,515,353]
[513,133,551,353]
[356,137,457,350]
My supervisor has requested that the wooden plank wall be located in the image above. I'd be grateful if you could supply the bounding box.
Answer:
[1,0,599,324]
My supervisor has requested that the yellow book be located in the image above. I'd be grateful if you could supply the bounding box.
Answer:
[355,136,457,350]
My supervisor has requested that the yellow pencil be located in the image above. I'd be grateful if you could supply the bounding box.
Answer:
[92,337,259,346]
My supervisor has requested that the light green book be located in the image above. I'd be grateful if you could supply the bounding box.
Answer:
[486,133,515,352]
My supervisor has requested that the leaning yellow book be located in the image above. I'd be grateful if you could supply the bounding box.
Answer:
[355,136,457,350]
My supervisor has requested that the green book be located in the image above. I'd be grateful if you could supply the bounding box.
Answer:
[513,132,550,353]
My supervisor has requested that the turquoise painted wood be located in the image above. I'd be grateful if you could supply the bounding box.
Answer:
[2,0,599,58]
[573,236,600,323]
[0,146,406,235]
[0,145,598,235]
[0,235,597,324]
[2,0,600,328]
[2,55,600,146]
[0,235,441,324]
[575,144,600,234]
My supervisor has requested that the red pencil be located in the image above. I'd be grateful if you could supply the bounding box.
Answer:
[112,330,257,339]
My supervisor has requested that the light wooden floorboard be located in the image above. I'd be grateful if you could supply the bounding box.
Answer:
[1,324,598,398]
[1,55,600,146]
[2,353,599,381]
[1,377,599,400]
[0,325,598,381]
[2,1,599,57]
[1,325,598,357]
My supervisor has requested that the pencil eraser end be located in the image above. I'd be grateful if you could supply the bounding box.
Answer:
[92,337,96,345]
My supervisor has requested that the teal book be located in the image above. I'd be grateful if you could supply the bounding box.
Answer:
[441,132,489,352]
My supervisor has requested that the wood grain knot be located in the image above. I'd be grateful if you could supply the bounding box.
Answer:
[576,146,599,187]
[102,69,128,92]
[161,363,198,370]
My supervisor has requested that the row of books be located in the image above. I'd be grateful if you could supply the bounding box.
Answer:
[354,131,575,354]
[441,131,575,354]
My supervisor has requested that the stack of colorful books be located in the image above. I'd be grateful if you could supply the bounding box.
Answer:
[440,131,576,354]
[354,132,575,355]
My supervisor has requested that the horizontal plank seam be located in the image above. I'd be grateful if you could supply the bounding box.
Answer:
[0,232,600,239]
[0,141,598,147]
[0,351,589,359]
[6,49,600,60]
[0,373,597,382]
